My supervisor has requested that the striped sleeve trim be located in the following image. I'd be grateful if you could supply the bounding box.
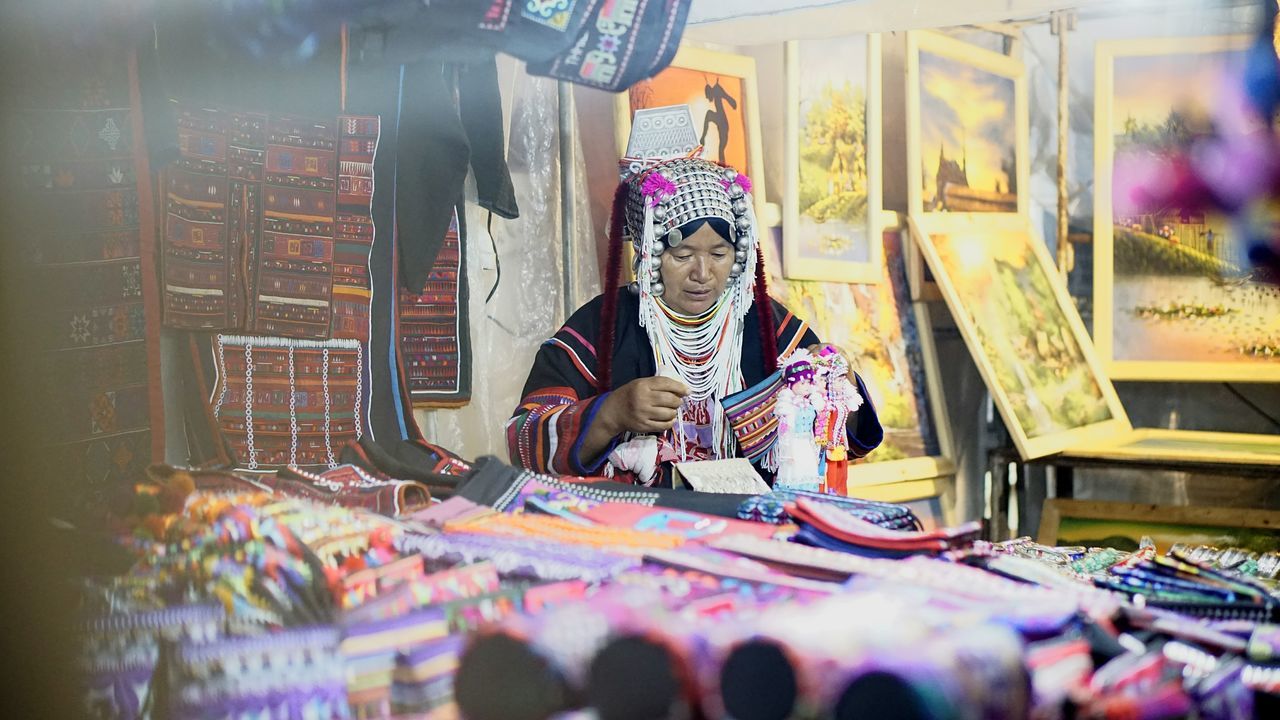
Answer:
[778,316,810,359]
[505,386,618,475]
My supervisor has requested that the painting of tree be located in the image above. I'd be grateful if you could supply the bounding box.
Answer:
[798,82,868,227]
[784,34,881,282]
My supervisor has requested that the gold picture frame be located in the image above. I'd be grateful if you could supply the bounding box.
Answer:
[783,34,883,283]
[1040,499,1280,554]
[909,213,1132,460]
[906,31,1029,217]
[614,44,768,218]
[1062,428,1280,466]
[1091,35,1280,381]
[905,31,1028,302]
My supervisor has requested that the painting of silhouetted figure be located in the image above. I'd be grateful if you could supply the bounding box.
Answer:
[700,77,738,164]
[624,51,752,177]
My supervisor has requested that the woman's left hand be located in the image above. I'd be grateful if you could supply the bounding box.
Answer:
[807,343,852,377]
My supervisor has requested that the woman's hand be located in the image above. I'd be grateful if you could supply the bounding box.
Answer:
[807,343,852,377]
[579,376,689,470]
[600,376,689,435]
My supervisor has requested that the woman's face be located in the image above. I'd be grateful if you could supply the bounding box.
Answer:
[660,223,734,315]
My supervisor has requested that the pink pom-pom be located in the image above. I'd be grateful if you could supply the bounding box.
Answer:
[721,173,753,195]
[641,173,678,205]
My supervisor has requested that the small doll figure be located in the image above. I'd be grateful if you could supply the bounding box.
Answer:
[774,350,824,491]
[813,347,863,495]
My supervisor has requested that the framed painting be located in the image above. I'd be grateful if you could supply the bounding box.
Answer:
[909,213,1131,460]
[782,34,883,283]
[1062,428,1280,466]
[1040,499,1280,555]
[1093,35,1280,381]
[771,211,955,485]
[615,45,767,216]
[906,31,1028,217]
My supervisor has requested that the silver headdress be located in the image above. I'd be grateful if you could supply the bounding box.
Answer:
[619,156,759,324]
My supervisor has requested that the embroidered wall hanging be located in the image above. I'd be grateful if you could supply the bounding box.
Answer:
[210,334,365,470]
[398,209,472,407]
[12,43,162,512]
[161,105,379,342]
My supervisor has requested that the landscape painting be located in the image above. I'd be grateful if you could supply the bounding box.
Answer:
[913,214,1128,459]
[772,228,951,483]
[917,47,1018,213]
[783,35,881,282]
[1096,36,1280,380]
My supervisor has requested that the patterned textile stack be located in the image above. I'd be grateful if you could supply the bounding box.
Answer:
[76,457,1279,720]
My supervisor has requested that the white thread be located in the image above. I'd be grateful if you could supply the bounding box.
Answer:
[215,334,360,350]
[288,346,298,467]
[322,348,336,468]
[244,343,258,470]
[213,334,229,419]
[354,344,364,441]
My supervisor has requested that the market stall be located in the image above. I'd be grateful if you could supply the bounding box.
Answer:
[3,0,1280,717]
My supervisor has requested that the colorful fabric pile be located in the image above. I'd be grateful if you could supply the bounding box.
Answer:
[738,488,923,530]
[77,458,1280,720]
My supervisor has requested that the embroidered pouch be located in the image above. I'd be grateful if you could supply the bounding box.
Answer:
[720,369,784,467]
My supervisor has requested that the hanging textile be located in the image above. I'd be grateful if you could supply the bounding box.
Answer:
[208,334,366,470]
[10,39,162,513]
[398,210,471,407]
[419,70,601,459]
[525,0,694,92]
[160,105,380,342]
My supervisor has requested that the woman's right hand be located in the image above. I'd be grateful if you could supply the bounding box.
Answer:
[601,376,689,435]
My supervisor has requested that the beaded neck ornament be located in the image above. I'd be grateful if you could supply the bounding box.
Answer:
[615,154,761,460]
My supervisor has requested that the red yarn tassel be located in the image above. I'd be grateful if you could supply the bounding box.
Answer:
[598,183,630,393]
[754,245,778,373]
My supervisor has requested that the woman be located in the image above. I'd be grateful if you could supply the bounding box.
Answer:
[507,155,882,487]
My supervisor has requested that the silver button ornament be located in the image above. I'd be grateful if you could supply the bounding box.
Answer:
[732,199,748,215]
[735,216,750,233]
[729,184,745,199]
[730,262,744,275]
[652,282,665,296]
[735,249,748,262]
[666,228,684,246]
[651,241,665,255]
[724,168,738,182]
[653,205,668,222]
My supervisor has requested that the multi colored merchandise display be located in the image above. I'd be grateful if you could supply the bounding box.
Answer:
[81,455,1279,720]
